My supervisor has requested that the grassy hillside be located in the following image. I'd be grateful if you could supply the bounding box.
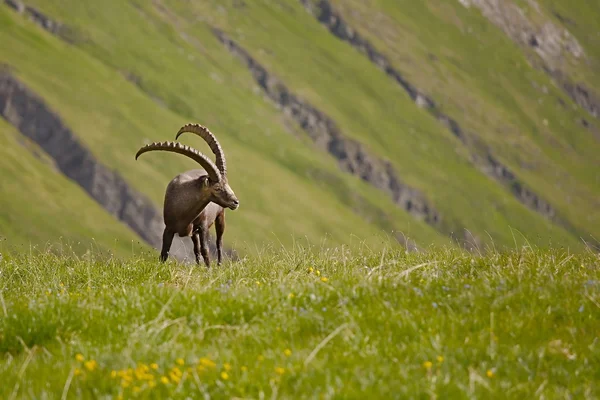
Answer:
[0,4,447,254]
[323,0,600,239]
[1,0,599,254]
[0,118,146,257]
[1,246,598,398]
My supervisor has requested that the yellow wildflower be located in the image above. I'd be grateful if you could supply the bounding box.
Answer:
[320,277,329,282]
[308,267,314,273]
[148,380,157,389]
[111,370,117,379]
[135,365,149,380]
[241,366,248,372]
[170,367,182,377]
[288,293,295,299]
[284,349,292,357]
[137,363,149,372]
[255,281,261,286]
[75,354,85,362]
[221,371,229,380]
[169,371,181,384]
[275,367,285,375]
[84,360,97,372]
[74,368,82,376]
[150,363,159,370]
[224,363,232,371]
[176,358,185,366]
[121,380,130,388]
[199,357,216,368]
[133,386,141,394]
[316,270,321,276]
[437,355,444,364]
[423,361,433,369]
[487,369,495,378]
[160,376,169,384]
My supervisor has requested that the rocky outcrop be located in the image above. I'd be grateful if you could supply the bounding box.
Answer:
[214,29,441,227]
[0,72,165,248]
[299,0,560,223]
[457,0,599,120]
[4,0,62,33]
[2,0,85,44]
[459,0,585,63]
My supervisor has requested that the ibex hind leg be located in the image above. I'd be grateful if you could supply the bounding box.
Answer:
[197,225,211,268]
[160,228,175,262]
[191,231,202,266]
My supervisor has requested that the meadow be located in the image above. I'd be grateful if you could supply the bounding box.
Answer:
[1,1,600,398]
[1,241,598,399]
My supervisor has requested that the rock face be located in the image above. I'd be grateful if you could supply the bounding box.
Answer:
[457,0,599,120]
[3,0,85,43]
[459,0,584,63]
[214,29,441,227]
[4,0,62,34]
[0,72,176,256]
[299,0,560,224]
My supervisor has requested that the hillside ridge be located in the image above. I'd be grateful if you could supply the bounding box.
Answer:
[299,0,562,228]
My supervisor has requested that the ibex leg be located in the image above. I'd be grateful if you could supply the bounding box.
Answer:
[215,212,225,265]
[160,228,175,262]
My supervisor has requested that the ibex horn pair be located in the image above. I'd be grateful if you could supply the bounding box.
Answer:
[135,123,227,182]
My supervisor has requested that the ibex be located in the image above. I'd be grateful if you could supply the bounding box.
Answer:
[135,124,239,266]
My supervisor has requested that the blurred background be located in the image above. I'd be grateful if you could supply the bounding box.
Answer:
[0,0,598,259]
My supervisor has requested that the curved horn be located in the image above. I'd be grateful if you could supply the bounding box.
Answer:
[175,123,227,176]
[135,141,221,182]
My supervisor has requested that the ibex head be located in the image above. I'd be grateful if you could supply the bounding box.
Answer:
[135,123,239,210]
[199,174,239,210]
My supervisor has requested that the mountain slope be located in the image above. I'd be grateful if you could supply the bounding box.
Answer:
[1,0,598,255]
[0,2,447,254]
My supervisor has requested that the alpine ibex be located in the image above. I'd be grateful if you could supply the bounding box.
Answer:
[135,124,239,266]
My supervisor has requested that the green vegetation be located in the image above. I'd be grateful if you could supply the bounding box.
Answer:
[1,245,598,398]
[1,0,598,255]
[1,2,598,398]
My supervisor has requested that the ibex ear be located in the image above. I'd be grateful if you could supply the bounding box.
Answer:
[199,175,210,187]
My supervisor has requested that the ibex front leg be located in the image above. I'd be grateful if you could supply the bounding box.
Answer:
[160,228,175,262]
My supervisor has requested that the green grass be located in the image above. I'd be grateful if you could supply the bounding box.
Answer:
[1,245,599,398]
[0,119,146,257]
